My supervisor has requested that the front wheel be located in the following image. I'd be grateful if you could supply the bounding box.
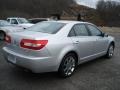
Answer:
[58,53,77,77]
[106,44,114,58]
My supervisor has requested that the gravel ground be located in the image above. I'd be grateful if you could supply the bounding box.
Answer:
[0,28,120,90]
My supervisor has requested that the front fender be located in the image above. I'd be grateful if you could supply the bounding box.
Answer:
[107,36,115,49]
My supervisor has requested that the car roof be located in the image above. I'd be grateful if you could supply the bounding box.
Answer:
[45,20,91,24]
[29,18,49,20]
[7,17,25,19]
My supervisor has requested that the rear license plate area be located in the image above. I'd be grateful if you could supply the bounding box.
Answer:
[7,54,16,64]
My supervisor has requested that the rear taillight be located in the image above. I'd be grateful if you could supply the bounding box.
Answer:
[20,39,48,50]
[5,35,11,43]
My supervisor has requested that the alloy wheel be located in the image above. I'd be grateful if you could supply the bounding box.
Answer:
[108,45,114,57]
[63,56,76,76]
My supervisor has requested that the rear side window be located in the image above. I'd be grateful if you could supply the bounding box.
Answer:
[11,19,18,24]
[87,24,102,36]
[69,28,76,36]
[69,24,89,37]
[26,22,66,34]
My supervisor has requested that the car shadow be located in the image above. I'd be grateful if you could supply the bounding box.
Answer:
[9,56,110,82]
[76,56,109,70]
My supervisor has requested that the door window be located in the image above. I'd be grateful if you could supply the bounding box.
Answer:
[11,19,18,24]
[87,25,102,36]
[69,24,89,37]
[68,28,76,37]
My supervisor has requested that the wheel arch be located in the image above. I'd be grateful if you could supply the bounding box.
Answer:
[57,50,79,71]
[108,41,115,50]
[0,30,6,40]
[110,41,115,49]
[65,51,79,64]
[0,30,6,35]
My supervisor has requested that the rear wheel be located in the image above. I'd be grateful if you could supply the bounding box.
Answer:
[58,53,77,77]
[0,31,5,40]
[106,44,114,58]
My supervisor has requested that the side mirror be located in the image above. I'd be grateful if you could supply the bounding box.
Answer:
[105,33,108,37]
[101,33,108,37]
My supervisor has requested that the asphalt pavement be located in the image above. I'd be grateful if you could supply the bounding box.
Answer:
[0,32,120,90]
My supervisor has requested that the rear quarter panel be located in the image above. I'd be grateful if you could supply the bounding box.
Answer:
[45,34,79,70]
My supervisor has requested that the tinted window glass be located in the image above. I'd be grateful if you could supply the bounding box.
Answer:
[87,25,102,36]
[73,24,89,36]
[26,22,66,34]
[11,19,18,24]
[68,28,76,37]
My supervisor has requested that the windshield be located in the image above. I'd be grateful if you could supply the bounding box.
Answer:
[26,22,66,34]
[18,18,29,24]
[0,21,11,26]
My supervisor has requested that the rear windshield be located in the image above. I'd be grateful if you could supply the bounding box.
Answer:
[26,22,66,34]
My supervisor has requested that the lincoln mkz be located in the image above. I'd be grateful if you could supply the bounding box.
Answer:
[3,21,115,77]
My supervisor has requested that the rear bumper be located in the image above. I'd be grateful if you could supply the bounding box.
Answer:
[3,47,58,73]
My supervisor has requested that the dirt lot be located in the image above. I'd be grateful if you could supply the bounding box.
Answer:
[0,27,120,90]
[101,27,120,33]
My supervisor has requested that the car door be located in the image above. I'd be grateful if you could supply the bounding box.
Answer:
[86,24,109,55]
[69,24,96,60]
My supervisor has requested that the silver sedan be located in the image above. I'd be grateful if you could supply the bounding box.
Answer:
[3,21,115,77]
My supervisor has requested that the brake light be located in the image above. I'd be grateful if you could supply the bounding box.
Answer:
[20,39,48,50]
[5,35,11,43]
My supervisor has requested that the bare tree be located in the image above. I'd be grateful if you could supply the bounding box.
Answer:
[96,0,120,26]
[0,0,75,18]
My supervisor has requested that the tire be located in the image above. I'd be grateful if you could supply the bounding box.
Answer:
[0,31,5,40]
[105,44,114,58]
[58,53,77,77]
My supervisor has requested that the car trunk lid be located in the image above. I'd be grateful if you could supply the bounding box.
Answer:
[7,31,51,48]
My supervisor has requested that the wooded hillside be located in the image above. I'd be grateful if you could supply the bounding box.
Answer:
[0,0,120,26]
